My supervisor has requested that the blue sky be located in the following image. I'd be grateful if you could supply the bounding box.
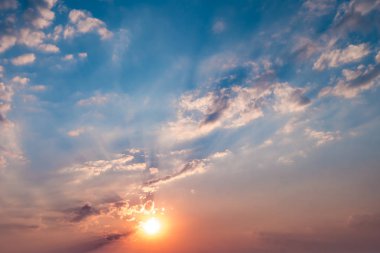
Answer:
[1,0,380,253]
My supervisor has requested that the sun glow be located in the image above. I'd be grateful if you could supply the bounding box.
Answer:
[141,217,162,235]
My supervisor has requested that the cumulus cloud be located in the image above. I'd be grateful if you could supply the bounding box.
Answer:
[23,0,57,29]
[11,76,30,85]
[64,9,112,40]
[11,53,36,66]
[313,43,370,70]
[319,62,380,98]
[63,54,74,61]
[0,35,17,53]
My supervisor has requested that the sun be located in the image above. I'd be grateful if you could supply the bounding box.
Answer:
[141,217,161,235]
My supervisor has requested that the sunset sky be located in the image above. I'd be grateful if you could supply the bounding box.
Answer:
[1,0,380,252]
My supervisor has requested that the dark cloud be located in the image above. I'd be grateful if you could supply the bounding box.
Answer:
[349,64,380,88]
[202,91,230,125]
[330,0,380,43]
[53,233,130,253]
[145,159,205,186]
[67,203,99,222]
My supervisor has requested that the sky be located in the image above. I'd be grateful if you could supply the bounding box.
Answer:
[0,0,380,252]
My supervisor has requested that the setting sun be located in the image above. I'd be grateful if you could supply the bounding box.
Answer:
[141,217,162,235]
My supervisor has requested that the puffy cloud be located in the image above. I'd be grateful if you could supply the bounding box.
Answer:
[65,9,112,40]
[11,53,36,66]
[0,0,18,10]
[319,63,380,98]
[11,76,30,85]
[0,35,17,53]
[313,44,370,70]
[63,54,74,61]
[272,83,311,113]
[23,0,57,29]
[376,51,380,63]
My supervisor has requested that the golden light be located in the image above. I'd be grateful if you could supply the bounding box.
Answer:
[141,217,161,235]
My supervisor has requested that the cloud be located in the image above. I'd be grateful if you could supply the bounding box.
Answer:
[144,159,207,186]
[63,54,74,61]
[319,62,380,98]
[61,152,146,180]
[327,0,380,46]
[67,127,87,137]
[0,0,18,10]
[68,203,99,222]
[0,35,17,53]
[164,82,310,141]
[64,9,112,40]
[78,52,88,59]
[11,76,30,85]
[23,0,57,29]
[305,128,340,146]
[11,53,36,66]
[212,20,226,33]
[376,51,380,63]
[313,43,370,70]
[77,93,115,106]
[303,0,336,16]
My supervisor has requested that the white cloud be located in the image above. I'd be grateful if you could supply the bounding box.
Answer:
[272,83,310,113]
[63,54,74,61]
[0,35,17,53]
[25,0,57,29]
[61,153,146,180]
[376,51,380,63]
[305,128,340,146]
[65,9,112,40]
[77,93,114,106]
[67,127,87,137]
[164,82,310,142]
[313,44,370,70]
[38,43,59,53]
[11,76,30,85]
[78,52,87,59]
[319,63,380,98]
[11,53,36,66]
